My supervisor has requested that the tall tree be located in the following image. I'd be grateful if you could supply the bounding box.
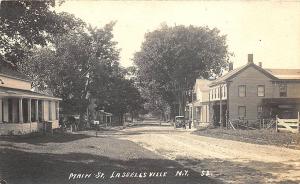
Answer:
[133,24,231,118]
[0,0,83,65]
[19,23,144,125]
[19,23,120,116]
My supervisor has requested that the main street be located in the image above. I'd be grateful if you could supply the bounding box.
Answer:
[1,120,300,184]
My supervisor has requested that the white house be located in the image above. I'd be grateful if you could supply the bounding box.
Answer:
[0,63,61,135]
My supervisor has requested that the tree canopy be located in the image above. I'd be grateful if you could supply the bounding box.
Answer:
[0,0,83,65]
[133,24,231,117]
[19,22,144,124]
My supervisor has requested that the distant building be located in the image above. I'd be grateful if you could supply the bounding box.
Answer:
[187,79,211,126]
[189,54,300,126]
[0,62,61,135]
[87,98,113,127]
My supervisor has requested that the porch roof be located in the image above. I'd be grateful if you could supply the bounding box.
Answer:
[97,110,112,116]
[189,100,210,107]
[0,86,62,100]
[262,98,300,105]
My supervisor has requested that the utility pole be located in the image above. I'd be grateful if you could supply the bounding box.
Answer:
[219,84,223,128]
[191,89,194,128]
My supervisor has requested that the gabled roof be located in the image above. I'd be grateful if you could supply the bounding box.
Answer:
[264,69,300,79]
[209,63,278,86]
[209,66,244,86]
[194,79,211,92]
[0,61,31,82]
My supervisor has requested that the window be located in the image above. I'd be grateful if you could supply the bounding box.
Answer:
[279,83,287,97]
[238,85,246,97]
[257,106,263,118]
[257,85,265,97]
[238,106,246,118]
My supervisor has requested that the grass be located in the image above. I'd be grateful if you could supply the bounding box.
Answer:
[193,128,300,149]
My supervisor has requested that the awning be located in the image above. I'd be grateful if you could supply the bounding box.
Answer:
[192,100,210,107]
[262,98,300,105]
[0,86,61,100]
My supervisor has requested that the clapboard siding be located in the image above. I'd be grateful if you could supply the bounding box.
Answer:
[228,66,273,120]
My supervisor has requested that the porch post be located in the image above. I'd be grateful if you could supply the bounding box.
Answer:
[3,99,8,122]
[28,98,31,122]
[0,98,2,123]
[41,100,44,121]
[18,98,23,123]
[35,99,39,122]
[57,101,59,120]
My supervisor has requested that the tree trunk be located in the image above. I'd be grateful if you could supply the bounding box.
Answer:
[79,112,85,130]
[131,111,134,122]
[121,113,124,126]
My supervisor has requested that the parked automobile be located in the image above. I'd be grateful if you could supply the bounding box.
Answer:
[174,116,186,128]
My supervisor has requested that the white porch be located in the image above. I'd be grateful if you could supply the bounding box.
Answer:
[0,97,60,135]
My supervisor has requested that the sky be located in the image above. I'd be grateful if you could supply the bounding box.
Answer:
[56,1,300,69]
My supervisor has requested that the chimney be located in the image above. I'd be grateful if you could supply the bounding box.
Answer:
[258,62,262,67]
[248,54,253,64]
[228,62,233,71]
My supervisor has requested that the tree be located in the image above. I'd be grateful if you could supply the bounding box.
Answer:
[19,23,120,117]
[133,24,230,118]
[0,0,83,65]
[19,22,144,126]
[97,77,144,124]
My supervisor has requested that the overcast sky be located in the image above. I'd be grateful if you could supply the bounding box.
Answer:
[56,1,300,69]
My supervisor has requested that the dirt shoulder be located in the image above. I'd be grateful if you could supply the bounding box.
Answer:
[193,128,300,150]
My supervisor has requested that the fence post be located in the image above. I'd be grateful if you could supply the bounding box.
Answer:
[275,115,278,132]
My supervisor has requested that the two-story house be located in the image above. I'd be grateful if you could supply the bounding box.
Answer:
[212,54,300,124]
[0,62,61,135]
[190,54,300,127]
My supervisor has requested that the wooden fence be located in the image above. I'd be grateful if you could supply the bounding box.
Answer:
[226,112,300,134]
[276,113,300,134]
[227,118,276,130]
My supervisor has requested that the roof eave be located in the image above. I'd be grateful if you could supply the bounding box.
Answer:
[0,73,32,83]
[272,79,300,82]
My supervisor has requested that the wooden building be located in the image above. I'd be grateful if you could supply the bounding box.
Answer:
[0,63,61,135]
[189,54,300,126]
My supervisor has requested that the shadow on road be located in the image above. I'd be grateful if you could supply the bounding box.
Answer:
[128,123,172,127]
[0,148,221,184]
[0,133,91,145]
[175,157,300,184]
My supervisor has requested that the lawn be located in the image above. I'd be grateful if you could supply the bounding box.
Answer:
[193,128,300,149]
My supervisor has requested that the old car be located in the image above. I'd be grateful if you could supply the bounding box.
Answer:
[174,116,186,128]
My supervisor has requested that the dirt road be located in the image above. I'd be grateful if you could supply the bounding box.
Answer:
[118,124,300,184]
[1,123,299,184]
[0,128,217,184]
